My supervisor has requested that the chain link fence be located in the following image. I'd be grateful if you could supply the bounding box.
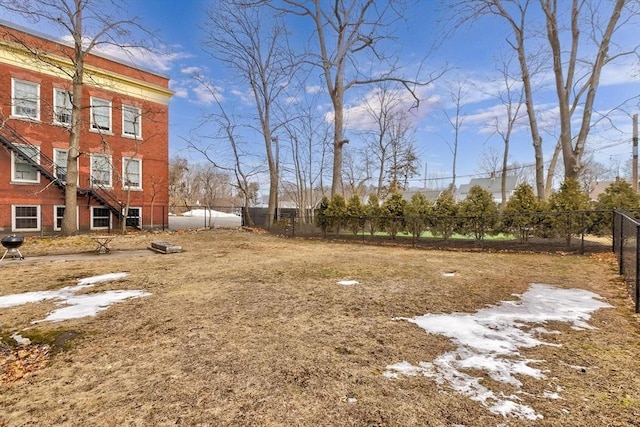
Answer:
[248,208,616,254]
[613,210,640,313]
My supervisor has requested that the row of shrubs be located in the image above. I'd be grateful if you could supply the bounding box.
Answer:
[314,179,640,246]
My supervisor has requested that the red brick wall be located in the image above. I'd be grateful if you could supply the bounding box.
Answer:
[0,24,170,234]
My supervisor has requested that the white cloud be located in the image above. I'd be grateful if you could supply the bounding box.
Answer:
[59,35,188,73]
[306,85,323,94]
[181,66,202,75]
[332,85,438,132]
[193,80,224,105]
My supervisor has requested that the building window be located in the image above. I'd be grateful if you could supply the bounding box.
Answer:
[90,97,111,132]
[12,144,40,183]
[91,207,111,229]
[13,205,40,231]
[90,154,112,187]
[54,148,67,183]
[122,105,142,138]
[54,206,78,231]
[125,207,142,228]
[122,158,142,190]
[54,88,72,125]
[12,79,39,120]
[54,205,65,231]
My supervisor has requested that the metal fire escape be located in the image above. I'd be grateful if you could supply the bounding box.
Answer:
[0,123,124,220]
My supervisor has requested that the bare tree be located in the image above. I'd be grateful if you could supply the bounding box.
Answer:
[442,79,468,193]
[201,1,294,227]
[1,0,157,235]
[188,85,262,228]
[169,157,191,208]
[279,0,444,197]
[281,90,332,221]
[362,83,403,197]
[540,0,635,179]
[343,148,372,199]
[493,55,526,206]
[477,146,501,176]
[450,0,639,197]
[386,113,420,192]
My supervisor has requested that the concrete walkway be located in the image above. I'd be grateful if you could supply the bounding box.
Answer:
[0,249,156,267]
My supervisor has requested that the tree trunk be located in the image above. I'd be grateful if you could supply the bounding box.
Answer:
[545,140,563,199]
[60,8,84,236]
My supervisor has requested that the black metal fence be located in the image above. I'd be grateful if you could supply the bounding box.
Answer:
[251,209,614,252]
[613,210,640,313]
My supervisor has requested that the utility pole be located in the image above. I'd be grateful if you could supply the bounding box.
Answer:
[633,114,638,192]
[423,162,428,189]
[271,136,279,220]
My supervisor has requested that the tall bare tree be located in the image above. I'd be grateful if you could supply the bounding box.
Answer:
[493,55,525,206]
[281,88,332,221]
[187,87,262,228]
[279,0,443,196]
[1,0,157,234]
[450,0,639,197]
[201,1,293,227]
[386,112,420,192]
[442,79,468,193]
[540,0,635,179]
[362,83,403,197]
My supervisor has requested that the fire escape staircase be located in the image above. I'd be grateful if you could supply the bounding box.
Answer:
[0,123,124,220]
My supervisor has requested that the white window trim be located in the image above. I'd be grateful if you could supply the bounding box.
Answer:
[53,88,72,126]
[12,204,41,232]
[11,144,41,184]
[90,153,113,188]
[122,104,142,139]
[53,148,67,182]
[122,157,142,191]
[90,96,112,133]
[11,78,40,121]
[53,205,79,231]
[90,206,112,230]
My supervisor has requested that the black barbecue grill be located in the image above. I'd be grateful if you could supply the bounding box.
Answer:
[1,235,25,261]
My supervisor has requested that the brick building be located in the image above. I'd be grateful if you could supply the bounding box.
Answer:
[0,22,172,234]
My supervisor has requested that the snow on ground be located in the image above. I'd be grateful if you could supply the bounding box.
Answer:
[0,273,150,323]
[384,283,613,420]
[182,209,239,218]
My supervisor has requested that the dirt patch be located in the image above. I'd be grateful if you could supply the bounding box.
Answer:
[0,229,638,426]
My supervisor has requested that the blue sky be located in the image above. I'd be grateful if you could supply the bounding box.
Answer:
[3,0,639,190]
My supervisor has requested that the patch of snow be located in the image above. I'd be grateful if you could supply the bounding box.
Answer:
[385,283,612,420]
[11,332,30,345]
[0,272,150,323]
[77,272,128,286]
[34,290,151,323]
[542,391,562,399]
[182,209,238,218]
[337,280,359,286]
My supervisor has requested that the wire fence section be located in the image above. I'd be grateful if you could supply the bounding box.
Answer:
[613,210,640,313]
[248,209,617,253]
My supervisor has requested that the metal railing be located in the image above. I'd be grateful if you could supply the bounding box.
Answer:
[1,122,124,219]
[613,210,640,313]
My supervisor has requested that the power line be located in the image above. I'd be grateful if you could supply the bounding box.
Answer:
[405,138,634,184]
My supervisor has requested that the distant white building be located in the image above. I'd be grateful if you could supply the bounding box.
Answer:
[456,175,521,205]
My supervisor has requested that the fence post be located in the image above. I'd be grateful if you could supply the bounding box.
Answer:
[619,213,625,276]
[580,212,585,255]
[636,225,640,313]
[612,209,616,253]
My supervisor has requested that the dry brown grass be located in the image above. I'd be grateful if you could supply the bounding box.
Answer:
[0,229,638,426]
